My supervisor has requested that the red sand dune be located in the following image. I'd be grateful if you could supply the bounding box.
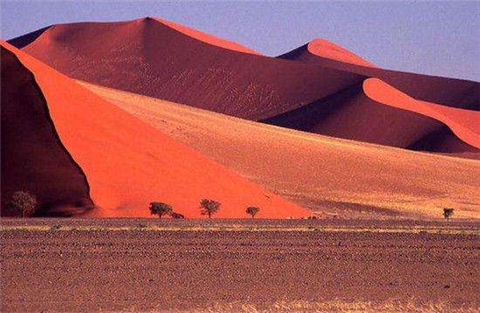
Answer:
[307,38,376,68]
[153,17,261,55]
[10,18,479,157]
[273,40,479,156]
[262,79,480,158]
[0,41,309,218]
[278,42,479,110]
[12,18,361,120]
[364,78,480,149]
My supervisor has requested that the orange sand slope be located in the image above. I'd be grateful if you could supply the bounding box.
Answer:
[307,38,376,68]
[81,81,480,219]
[364,78,480,149]
[1,41,309,218]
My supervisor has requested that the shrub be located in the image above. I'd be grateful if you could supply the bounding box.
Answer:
[200,199,221,218]
[8,191,37,217]
[443,208,454,220]
[246,206,260,218]
[149,202,173,218]
[50,224,61,231]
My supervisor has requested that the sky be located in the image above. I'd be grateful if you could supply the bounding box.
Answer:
[1,0,479,81]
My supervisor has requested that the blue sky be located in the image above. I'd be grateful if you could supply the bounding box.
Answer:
[1,0,479,81]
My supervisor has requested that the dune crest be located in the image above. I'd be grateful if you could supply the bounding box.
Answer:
[152,17,262,55]
[307,38,376,68]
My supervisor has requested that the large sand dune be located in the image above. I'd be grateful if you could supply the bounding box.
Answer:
[278,41,479,109]
[81,81,480,219]
[0,42,309,219]
[13,18,360,120]
[11,18,478,158]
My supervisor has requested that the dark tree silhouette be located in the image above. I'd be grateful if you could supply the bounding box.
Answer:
[200,199,221,218]
[149,202,173,218]
[8,191,37,217]
[246,206,260,218]
[443,208,454,220]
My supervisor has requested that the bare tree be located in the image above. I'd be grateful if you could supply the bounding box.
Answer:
[149,202,173,218]
[8,191,37,217]
[443,208,454,220]
[246,206,260,218]
[200,199,221,218]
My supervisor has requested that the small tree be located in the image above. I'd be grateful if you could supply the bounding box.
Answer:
[200,199,221,218]
[246,206,260,218]
[149,202,173,218]
[8,191,37,217]
[443,208,454,220]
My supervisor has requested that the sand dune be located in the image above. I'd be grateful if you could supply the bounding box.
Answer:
[278,42,479,110]
[364,78,480,149]
[153,17,261,55]
[80,81,480,219]
[13,18,360,120]
[12,18,478,158]
[1,41,309,218]
[303,38,376,68]
[262,78,479,158]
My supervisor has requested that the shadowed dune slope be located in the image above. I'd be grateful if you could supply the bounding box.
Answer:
[278,42,479,110]
[12,18,361,120]
[1,42,309,219]
[262,78,480,158]
[1,47,93,216]
[364,78,480,149]
[81,81,480,219]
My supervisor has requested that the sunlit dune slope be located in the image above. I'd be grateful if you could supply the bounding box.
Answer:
[306,38,376,68]
[1,42,308,218]
[13,18,360,120]
[81,81,480,219]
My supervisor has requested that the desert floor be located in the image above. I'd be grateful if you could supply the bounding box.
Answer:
[1,218,479,312]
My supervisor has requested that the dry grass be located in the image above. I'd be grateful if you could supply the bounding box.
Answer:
[159,299,479,313]
[1,224,478,235]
